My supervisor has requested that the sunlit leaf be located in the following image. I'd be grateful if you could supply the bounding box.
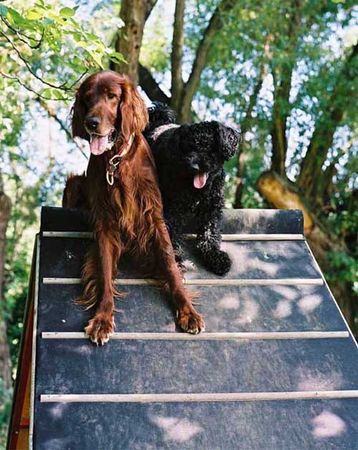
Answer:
[26,7,44,20]
[59,7,76,18]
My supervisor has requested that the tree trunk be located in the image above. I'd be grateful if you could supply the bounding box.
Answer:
[257,171,314,234]
[135,0,237,121]
[177,0,238,122]
[233,61,266,208]
[297,42,358,200]
[270,77,291,175]
[171,0,185,112]
[0,174,12,389]
[233,153,246,208]
[270,0,302,176]
[113,0,158,84]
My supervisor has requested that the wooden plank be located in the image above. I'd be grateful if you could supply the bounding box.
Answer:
[41,331,349,340]
[42,277,324,286]
[15,372,31,450]
[186,233,305,241]
[42,231,305,241]
[29,237,40,450]
[42,231,93,238]
[40,390,358,403]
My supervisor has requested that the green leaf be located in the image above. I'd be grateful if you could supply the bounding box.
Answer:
[86,50,103,68]
[26,8,44,20]
[40,87,66,100]
[76,40,89,49]
[108,51,126,64]
[59,7,75,18]
[72,32,83,42]
[7,6,31,27]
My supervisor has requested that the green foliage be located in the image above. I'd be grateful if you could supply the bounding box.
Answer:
[328,210,358,239]
[0,1,123,100]
[141,9,171,74]
[0,378,12,448]
[5,250,28,368]
[327,251,358,291]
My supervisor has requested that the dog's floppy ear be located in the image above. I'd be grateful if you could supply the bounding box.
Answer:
[215,122,241,160]
[120,77,148,142]
[71,91,88,140]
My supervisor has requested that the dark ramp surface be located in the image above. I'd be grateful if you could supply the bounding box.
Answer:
[30,207,358,450]
[37,284,347,333]
[36,338,358,394]
[40,238,320,280]
[35,400,358,450]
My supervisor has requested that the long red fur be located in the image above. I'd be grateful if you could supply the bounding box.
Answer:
[63,71,204,343]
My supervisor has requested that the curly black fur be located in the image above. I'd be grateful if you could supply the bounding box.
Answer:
[144,102,240,276]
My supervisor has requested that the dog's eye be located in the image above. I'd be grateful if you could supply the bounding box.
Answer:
[108,93,117,100]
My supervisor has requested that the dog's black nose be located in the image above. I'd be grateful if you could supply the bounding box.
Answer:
[85,116,100,131]
[190,162,200,171]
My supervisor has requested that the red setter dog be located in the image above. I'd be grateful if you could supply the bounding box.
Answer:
[63,71,204,344]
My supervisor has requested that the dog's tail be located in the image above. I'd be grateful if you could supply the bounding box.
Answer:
[146,102,176,133]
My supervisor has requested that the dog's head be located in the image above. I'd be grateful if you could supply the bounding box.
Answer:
[173,121,240,189]
[72,71,148,156]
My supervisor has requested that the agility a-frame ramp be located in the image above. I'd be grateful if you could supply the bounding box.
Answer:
[7,207,358,449]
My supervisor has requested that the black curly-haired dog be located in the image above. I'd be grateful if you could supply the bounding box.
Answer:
[144,103,240,276]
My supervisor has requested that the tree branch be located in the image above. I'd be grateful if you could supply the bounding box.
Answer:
[233,65,265,208]
[144,0,158,21]
[0,30,87,91]
[0,71,67,101]
[138,63,170,103]
[37,100,88,160]
[178,0,237,121]
[297,42,358,199]
[113,0,158,84]
[0,16,44,49]
[171,0,185,111]
[270,0,303,176]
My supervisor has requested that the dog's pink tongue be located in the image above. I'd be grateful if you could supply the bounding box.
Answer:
[90,136,108,155]
[193,172,208,189]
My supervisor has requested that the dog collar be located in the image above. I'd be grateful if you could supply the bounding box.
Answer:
[151,123,179,141]
[106,134,135,185]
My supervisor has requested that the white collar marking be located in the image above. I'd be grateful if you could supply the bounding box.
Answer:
[151,124,179,141]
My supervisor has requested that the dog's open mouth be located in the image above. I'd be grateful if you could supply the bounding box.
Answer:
[193,172,208,189]
[89,129,117,156]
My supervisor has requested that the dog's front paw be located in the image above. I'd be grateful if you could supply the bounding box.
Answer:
[85,313,115,346]
[177,306,205,335]
[203,249,232,276]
